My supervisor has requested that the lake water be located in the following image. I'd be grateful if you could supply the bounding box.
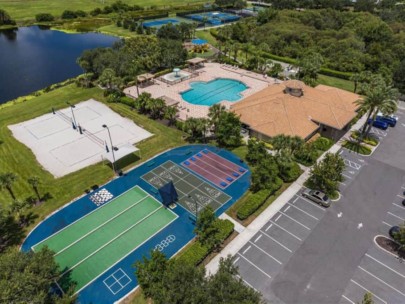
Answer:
[0,26,119,104]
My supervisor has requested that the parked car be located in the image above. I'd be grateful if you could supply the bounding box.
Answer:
[377,111,399,121]
[376,115,396,127]
[402,199,405,207]
[368,119,388,130]
[302,189,331,207]
[389,226,400,239]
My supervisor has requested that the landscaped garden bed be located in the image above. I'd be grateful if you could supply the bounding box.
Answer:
[342,140,372,155]
[375,235,405,259]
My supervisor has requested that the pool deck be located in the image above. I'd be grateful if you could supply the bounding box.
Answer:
[124,63,278,120]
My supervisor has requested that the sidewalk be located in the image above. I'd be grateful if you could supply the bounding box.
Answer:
[205,115,367,275]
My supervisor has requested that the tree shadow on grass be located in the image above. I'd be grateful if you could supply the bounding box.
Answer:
[0,215,26,253]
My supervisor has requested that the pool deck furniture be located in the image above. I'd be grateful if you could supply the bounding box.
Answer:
[124,63,275,121]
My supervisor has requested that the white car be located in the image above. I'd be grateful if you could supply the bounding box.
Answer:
[377,111,399,121]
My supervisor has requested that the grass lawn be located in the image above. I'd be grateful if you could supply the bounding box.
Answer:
[317,74,354,92]
[0,0,210,21]
[0,84,186,232]
[195,29,218,46]
[97,24,139,38]
[342,140,372,155]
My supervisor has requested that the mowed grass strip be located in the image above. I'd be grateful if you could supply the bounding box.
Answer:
[63,205,177,291]
[55,196,160,270]
[33,186,147,253]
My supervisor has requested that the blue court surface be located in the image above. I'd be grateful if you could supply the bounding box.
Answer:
[143,17,189,28]
[22,145,250,304]
[185,11,240,25]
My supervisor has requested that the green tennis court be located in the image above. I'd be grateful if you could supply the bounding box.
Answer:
[32,186,177,292]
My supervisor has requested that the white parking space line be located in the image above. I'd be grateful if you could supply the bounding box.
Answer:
[292,197,299,204]
[401,186,405,190]
[269,220,302,241]
[341,295,355,304]
[236,275,259,293]
[249,241,282,265]
[350,279,387,304]
[393,203,405,210]
[358,266,405,297]
[365,253,405,279]
[344,159,361,170]
[279,211,311,230]
[343,173,353,179]
[382,221,393,227]
[287,202,319,221]
[260,230,293,253]
[254,234,262,243]
[339,182,347,186]
[237,253,272,279]
[284,205,291,212]
[296,195,326,211]
[275,214,282,222]
[388,212,405,221]
[233,256,240,264]
[397,194,405,199]
[265,223,273,232]
[243,245,252,255]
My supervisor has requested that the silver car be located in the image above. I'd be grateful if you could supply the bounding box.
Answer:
[302,189,331,207]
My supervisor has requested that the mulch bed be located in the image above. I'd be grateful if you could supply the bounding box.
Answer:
[375,236,405,259]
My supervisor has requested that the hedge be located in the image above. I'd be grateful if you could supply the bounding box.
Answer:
[237,177,283,220]
[119,96,134,107]
[177,219,234,266]
[279,162,302,183]
[342,141,372,155]
[311,137,334,151]
[319,67,353,80]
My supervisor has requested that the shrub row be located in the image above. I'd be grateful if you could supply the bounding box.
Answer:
[311,136,334,151]
[237,177,283,220]
[350,132,378,146]
[319,67,353,80]
[342,141,372,155]
[177,219,234,265]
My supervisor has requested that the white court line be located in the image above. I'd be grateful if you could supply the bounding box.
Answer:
[341,295,355,304]
[61,206,164,277]
[186,160,229,184]
[393,203,405,210]
[296,195,326,211]
[284,205,290,212]
[249,241,282,265]
[73,208,178,295]
[358,266,405,297]
[279,211,311,230]
[53,196,150,256]
[260,230,293,253]
[350,279,387,304]
[243,245,252,255]
[275,214,282,222]
[287,202,319,221]
[387,212,405,221]
[237,253,272,279]
[269,220,302,241]
[254,234,262,243]
[365,253,405,279]
[31,186,147,250]
[202,150,244,173]
[265,223,273,232]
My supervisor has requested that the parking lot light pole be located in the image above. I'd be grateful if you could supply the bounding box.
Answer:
[102,124,116,175]
[66,102,78,129]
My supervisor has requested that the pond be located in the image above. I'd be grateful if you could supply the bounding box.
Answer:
[0,26,119,104]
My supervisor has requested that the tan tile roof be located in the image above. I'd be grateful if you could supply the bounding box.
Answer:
[231,82,360,139]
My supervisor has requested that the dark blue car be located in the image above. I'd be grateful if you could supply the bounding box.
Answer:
[368,119,388,130]
[376,115,396,127]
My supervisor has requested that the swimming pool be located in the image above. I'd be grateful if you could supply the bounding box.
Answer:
[181,78,247,106]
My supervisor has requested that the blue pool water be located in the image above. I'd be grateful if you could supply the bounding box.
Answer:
[181,78,247,106]
[192,38,208,45]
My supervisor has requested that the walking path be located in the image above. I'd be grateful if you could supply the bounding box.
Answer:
[206,114,368,274]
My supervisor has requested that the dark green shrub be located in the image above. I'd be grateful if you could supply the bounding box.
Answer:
[90,8,102,16]
[75,10,87,17]
[319,67,353,80]
[35,13,54,22]
[311,137,333,151]
[279,161,301,182]
[119,96,134,107]
[61,10,77,19]
[237,178,282,220]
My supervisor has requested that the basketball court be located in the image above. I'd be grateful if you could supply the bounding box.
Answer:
[8,99,152,177]
[142,160,231,215]
[32,186,177,293]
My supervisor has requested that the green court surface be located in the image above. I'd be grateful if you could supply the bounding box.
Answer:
[32,186,177,292]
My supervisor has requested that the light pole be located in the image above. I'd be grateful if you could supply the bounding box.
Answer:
[188,194,199,221]
[102,124,117,175]
[66,102,78,130]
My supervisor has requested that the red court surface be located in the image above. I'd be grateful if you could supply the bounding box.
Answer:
[181,149,247,188]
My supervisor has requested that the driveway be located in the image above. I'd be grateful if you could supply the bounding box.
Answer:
[234,109,405,303]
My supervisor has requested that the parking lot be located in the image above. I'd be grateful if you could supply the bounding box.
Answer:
[234,193,327,297]
[234,109,405,303]
[340,182,405,304]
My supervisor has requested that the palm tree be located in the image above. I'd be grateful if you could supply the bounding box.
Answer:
[27,176,41,202]
[241,43,253,64]
[356,83,398,139]
[208,104,226,132]
[0,172,18,200]
[134,92,151,114]
[146,98,166,119]
[164,106,179,126]
[350,73,361,93]
[8,199,28,225]
[231,42,240,62]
